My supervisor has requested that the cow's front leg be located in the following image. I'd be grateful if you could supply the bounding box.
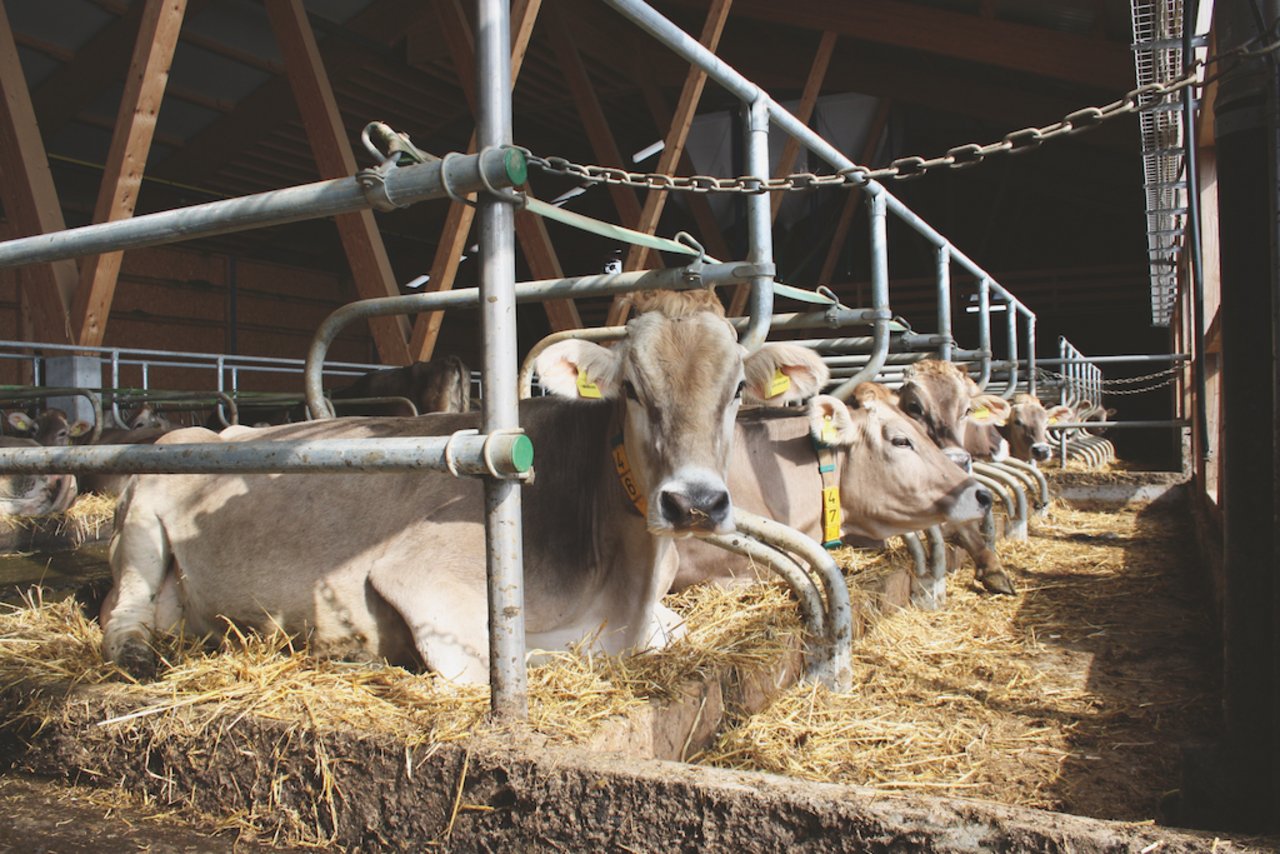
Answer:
[102,488,174,678]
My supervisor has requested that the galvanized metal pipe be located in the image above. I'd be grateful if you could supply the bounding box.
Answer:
[1001,298,1020,399]
[973,471,1015,520]
[1049,420,1190,429]
[830,193,891,397]
[974,462,1028,540]
[976,277,992,390]
[478,0,527,720]
[305,263,752,418]
[0,149,523,268]
[998,458,1051,512]
[1024,310,1038,398]
[0,432,534,476]
[702,530,829,680]
[739,96,775,352]
[901,532,932,608]
[937,246,953,362]
[734,509,852,691]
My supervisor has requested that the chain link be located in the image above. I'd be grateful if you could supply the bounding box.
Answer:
[1036,365,1182,396]
[517,34,1280,193]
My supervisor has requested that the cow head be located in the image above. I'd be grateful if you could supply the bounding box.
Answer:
[414,356,471,414]
[7,408,92,446]
[807,389,991,539]
[897,360,1003,469]
[535,289,826,536]
[1002,394,1073,462]
[127,404,172,431]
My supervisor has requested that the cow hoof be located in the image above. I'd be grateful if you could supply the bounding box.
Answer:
[113,637,158,681]
[979,571,1017,596]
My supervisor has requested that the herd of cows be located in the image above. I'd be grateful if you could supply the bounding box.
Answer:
[0,290,1083,683]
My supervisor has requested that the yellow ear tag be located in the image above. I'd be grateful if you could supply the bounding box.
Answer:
[821,415,838,446]
[972,406,990,420]
[1048,417,1058,425]
[576,369,602,399]
[766,368,792,399]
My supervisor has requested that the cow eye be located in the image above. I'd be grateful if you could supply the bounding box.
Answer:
[891,435,913,449]
[905,402,922,416]
[734,380,745,400]
[623,380,639,401]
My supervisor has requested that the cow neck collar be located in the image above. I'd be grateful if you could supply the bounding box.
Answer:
[811,415,843,549]
[609,430,648,518]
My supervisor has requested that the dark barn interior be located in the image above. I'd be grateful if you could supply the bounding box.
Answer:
[0,0,1277,844]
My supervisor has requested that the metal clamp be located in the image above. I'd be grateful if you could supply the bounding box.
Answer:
[443,428,479,478]
[483,427,532,481]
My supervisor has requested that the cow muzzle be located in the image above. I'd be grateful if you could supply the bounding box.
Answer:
[655,475,732,535]
[1031,442,1052,461]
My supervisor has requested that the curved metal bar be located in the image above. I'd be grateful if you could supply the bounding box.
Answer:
[1024,310,1038,398]
[733,508,852,692]
[936,245,953,362]
[901,532,934,609]
[0,386,105,444]
[975,277,992,390]
[998,458,1051,512]
[1000,298,1020,399]
[519,327,627,399]
[974,462,1028,540]
[702,530,828,680]
[972,471,1015,519]
[828,192,890,397]
[912,525,948,611]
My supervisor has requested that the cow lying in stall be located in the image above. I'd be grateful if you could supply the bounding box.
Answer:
[0,436,79,516]
[100,290,821,682]
[6,408,92,447]
[672,379,993,590]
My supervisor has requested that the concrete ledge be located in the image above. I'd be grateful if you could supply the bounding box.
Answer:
[1,687,1235,852]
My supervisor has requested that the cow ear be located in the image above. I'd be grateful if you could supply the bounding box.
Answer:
[69,420,92,438]
[807,395,857,447]
[1045,405,1073,425]
[534,339,621,399]
[970,394,1010,425]
[850,381,897,408]
[743,342,828,405]
[7,412,32,433]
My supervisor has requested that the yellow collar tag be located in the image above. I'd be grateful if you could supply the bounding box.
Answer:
[611,436,647,516]
[577,369,602,399]
[766,367,792,399]
[821,485,841,545]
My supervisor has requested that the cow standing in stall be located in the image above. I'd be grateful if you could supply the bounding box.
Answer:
[101,290,819,683]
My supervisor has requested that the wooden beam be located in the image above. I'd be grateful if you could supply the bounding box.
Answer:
[408,0,577,361]
[266,0,412,366]
[668,0,1132,91]
[71,0,188,347]
[729,29,836,317]
[625,0,732,276]
[0,1,74,344]
[153,0,423,186]
[545,3,644,229]
[817,98,892,285]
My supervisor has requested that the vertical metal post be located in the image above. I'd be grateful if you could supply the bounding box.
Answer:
[1025,311,1037,398]
[477,0,527,719]
[976,277,992,389]
[936,245,952,361]
[1002,298,1019,399]
[739,96,775,352]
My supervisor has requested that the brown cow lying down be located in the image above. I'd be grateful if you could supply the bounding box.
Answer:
[7,408,92,447]
[672,385,993,590]
[0,436,78,516]
[330,354,471,416]
[100,290,825,682]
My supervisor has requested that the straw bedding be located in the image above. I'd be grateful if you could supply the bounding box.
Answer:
[702,498,1219,822]
[0,483,1219,843]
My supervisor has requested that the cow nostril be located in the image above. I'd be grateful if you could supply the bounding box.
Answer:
[975,487,992,510]
[659,490,692,525]
[707,489,730,519]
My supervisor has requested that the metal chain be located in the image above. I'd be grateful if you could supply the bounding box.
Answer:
[518,35,1280,192]
[1036,366,1182,396]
